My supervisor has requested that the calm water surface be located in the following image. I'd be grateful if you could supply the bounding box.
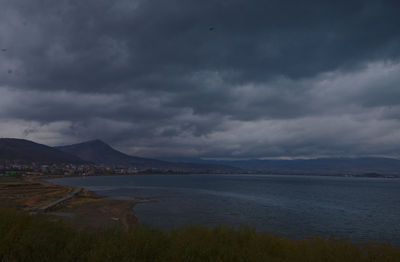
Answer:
[50,174,400,243]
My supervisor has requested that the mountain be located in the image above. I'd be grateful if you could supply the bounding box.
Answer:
[201,157,400,176]
[0,138,87,164]
[2,138,399,175]
[56,140,169,168]
[56,140,236,172]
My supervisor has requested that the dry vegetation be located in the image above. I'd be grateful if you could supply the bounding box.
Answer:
[0,208,399,262]
[0,177,137,230]
[0,177,73,210]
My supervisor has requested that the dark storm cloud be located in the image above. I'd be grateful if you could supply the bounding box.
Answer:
[3,0,400,91]
[1,0,400,158]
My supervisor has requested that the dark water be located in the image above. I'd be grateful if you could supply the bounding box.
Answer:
[50,174,400,244]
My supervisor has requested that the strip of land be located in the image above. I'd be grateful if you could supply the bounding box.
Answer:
[0,176,137,230]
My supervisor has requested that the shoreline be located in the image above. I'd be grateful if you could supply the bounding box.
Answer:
[37,176,140,230]
[46,174,400,246]
[2,175,400,246]
[0,176,139,230]
[37,171,400,180]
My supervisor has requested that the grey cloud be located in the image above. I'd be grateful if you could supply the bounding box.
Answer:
[1,0,400,158]
[2,0,400,91]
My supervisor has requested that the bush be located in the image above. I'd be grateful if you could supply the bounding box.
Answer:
[0,209,399,262]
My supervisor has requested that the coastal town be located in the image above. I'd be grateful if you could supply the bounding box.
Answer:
[0,161,235,177]
[0,162,141,177]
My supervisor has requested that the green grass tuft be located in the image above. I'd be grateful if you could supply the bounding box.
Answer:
[0,208,399,262]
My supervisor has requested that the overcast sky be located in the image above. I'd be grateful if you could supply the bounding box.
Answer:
[1,0,400,159]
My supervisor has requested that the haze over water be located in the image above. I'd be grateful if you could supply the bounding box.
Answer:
[51,174,400,244]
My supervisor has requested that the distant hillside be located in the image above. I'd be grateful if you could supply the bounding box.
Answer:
[56,140,170,168]
[0,138,87,165]
[204,157,400,176]
[2,138,399,175]
[56,140,236,172]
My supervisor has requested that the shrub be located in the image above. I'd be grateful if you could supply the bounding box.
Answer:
[0,209,399,262]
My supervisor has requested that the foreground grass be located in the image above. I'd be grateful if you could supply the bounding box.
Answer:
[0,209,399,262]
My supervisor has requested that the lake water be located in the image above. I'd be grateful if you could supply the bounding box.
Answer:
[50,174,400,244]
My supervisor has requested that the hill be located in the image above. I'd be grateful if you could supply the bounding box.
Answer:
[204,157,400,176]
[56,140,236,172]
[56,140,170,168]
[0,138,87,165]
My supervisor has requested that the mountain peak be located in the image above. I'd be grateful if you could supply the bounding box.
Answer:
[55,139,134,166]
[56,139,236,171]
[68,139,112,149]
[84,139,108,146]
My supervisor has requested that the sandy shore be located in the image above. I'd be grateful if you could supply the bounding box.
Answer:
[0,176,138,230]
